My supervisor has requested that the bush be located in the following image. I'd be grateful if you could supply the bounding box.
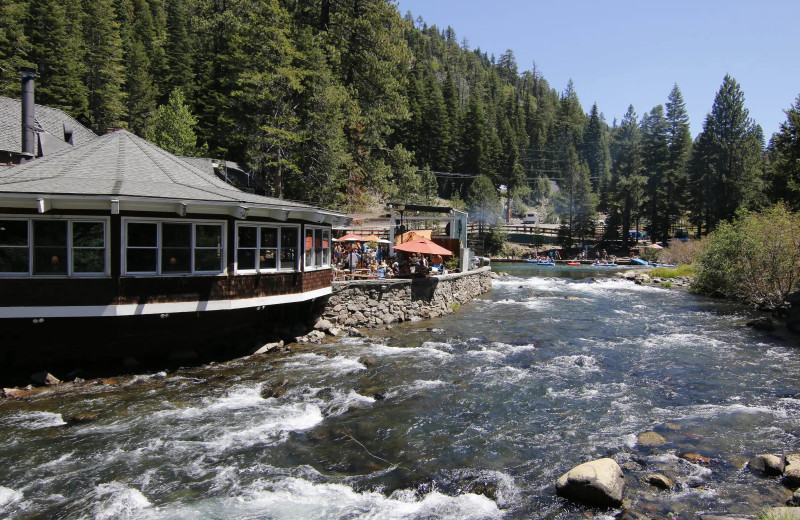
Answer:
[483,225,507,255]
[693,204,800,307]
[658,239,706,265]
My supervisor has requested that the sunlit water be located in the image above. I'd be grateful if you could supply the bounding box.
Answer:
[1,265,799,519]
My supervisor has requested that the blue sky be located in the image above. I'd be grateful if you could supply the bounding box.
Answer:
[395,0,800,139]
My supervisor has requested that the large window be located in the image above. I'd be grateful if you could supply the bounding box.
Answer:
[304,226,331,270]
[235,224,298,273]
[0,218,107,276]
[124,220,224,275]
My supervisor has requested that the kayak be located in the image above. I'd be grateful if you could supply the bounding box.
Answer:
[567,262,581,266]
[630,258,648,265]
[592,263,618,267]
[651,262,677,268]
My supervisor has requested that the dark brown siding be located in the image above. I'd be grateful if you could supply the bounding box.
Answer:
[0,271,332,307]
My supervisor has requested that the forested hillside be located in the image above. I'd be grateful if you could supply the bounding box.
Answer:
[1,0,798,243]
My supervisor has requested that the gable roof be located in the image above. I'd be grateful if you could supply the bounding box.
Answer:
[0,97,96,155]
[0,130,344,220]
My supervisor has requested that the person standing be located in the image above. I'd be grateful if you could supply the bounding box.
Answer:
[347,247,360,274]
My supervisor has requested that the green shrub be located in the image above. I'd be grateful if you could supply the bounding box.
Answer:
[693,204,800,307]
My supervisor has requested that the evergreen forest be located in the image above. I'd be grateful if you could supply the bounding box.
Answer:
[2,0,799,246]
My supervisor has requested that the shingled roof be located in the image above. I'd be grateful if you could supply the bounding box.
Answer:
[0,129,328,214]
[0,96,96,155]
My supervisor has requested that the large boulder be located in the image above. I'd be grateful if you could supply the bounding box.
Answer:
[783,453,800,486]
[748,454,785,476]
[555,458,624,508]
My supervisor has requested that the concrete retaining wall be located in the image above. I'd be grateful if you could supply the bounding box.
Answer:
[322,267,493,328]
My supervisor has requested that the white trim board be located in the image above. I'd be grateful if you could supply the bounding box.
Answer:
[0,287,332,319]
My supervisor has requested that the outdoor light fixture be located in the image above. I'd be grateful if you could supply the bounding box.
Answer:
[235,205,249,219]
[110,199,120,215]
[177,203,187,217]
[37,198,50,213]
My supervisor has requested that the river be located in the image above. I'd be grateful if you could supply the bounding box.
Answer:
[1,265,798,519]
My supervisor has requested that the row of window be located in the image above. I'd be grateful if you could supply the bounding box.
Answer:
[0,217,331,277]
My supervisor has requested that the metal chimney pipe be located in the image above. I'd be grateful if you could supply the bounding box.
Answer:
[20,68,36,159]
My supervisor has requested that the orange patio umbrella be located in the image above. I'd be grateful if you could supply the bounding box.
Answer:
[393,238,453,256]
[338,233,362,242]
[361,234,381,242]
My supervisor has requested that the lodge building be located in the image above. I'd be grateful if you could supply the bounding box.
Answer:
[0,78,347,378]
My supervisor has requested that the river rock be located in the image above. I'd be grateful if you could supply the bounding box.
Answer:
[252,340,284,355]
[644,473,674,490]
[261,379,289,399]
[3,388,31,399]
[637,431,667,447]
[30,372,61,386]
[67,412,100,425]
[555,457,624,508]
[746,317,776,331]
[783,453,800,486]
[313,318,333,332]
[748,454,785,476]
[680,453,711,465]
[788,488,800,506]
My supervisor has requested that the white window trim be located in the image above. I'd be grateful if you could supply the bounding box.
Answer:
[304,225,332,271]
[122,217,227,277]
[234,222,300,274]
[0,216,110,278]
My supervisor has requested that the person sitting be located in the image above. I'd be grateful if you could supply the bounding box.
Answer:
[377,261,388,279]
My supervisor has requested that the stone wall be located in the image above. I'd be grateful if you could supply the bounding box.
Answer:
[322,267,493,328]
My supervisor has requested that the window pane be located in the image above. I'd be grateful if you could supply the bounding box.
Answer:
[238,249,256,270]
[315,246,323,266]
[34,246,68,274]
[196,225,222,247]
[259,249,276,269]
[73,249,105,273]
[0,248,28,273]
[127,248,157,272]
[281,227,297,246]
[238,226,257,248]
[195,249,222,272]
[305,229,314,267]
[0,220,28,246]
[162,248,191,273]
[261,227,277,248]
[34,220,67,247]
[163,223,191,247]
[72,222,104,247]
[128,223,157,247]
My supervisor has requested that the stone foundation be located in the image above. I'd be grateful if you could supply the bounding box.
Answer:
[322,267,493,328]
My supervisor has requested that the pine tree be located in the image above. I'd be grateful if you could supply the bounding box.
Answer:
[640,105,670,242]
[460,93,489,175]
[689,75,763,232]
[83,0,126,133]
[231,0,304,199]
[24,0,87,119]
[0,0,30,97]
[664,84,692,237]
[583,103,610,199]
[767,94,800,209]
[163,0,195,97]
[608,105,646,247]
